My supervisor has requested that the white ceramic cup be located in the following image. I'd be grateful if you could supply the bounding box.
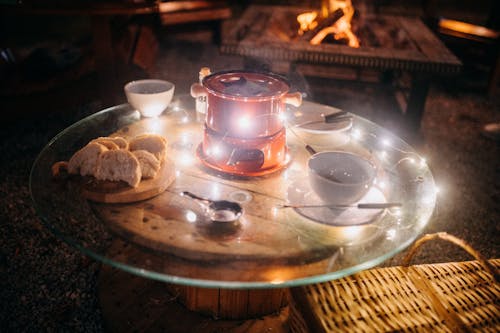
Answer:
[124,79,175,117]
[308,151,376,205]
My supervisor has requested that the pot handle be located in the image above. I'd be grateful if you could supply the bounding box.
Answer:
[190,83,207,98]
[283,92,303,107]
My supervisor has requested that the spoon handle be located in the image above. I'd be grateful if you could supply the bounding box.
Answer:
[305,144,317,155]
[181,191,211,203]
[293,113,352,128]
[324,110,349,122]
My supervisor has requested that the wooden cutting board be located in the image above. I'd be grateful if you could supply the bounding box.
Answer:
[82,158,175,203]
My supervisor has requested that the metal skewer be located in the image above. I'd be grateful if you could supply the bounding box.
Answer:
[279,202,402,209]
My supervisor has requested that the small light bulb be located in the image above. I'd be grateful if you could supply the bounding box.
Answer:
[179,153,195,166]
[418,216,428,227]
[271,207,279,217]
[210,184,221,198]
[208,144,224,158]
[237,115,252,130]
[393,208,402,217]
[386,228,396,240]
[180,133,188,143]
[214,146,222,156]
[435,185,441,194]
[342,225,363,239]
[351,128,362,140]
[186,211,197,223]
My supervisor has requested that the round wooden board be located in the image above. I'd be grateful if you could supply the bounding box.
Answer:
[82,159,176,203]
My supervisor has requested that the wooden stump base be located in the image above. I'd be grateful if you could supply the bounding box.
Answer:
[165,284,288,320]
[97,264,289,332]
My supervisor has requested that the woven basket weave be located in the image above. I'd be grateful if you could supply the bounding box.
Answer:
[289,233,500,333]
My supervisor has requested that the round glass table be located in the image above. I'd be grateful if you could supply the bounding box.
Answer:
[30,94,437,320]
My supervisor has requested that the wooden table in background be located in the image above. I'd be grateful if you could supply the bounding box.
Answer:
[221,5,462,131]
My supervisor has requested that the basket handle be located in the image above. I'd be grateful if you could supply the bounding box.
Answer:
[402,232,499,283]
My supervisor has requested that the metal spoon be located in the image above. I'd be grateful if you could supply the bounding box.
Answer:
[180,191,243,223]
[305,144,347,183]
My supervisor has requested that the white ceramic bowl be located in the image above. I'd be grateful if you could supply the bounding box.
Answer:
[308,151,376,205]
[124,79,175,117]
[294,117,352,147]
[286,104,352,147]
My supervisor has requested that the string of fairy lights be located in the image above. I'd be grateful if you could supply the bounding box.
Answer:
[152,100,439,237]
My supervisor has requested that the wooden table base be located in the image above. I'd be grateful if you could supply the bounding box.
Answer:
[165,284,288,320]
[97,264,289,332]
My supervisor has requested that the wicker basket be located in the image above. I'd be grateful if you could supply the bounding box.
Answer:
[289,233,500,333]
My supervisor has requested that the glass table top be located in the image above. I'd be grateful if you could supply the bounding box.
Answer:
[30,94,437,288]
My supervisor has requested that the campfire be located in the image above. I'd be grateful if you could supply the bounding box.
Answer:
[297,0,360,47]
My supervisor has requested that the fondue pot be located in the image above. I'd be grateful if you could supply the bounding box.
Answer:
[191,70,302,138]
[191,70,302,176]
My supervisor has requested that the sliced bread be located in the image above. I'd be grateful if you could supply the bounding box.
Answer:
[90,136,129,150]
[132,150,161,179]
[68,142,108,176]
[95,149,142,188]
[129,134,167,161]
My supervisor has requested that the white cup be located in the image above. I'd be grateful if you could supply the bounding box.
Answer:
[124,79,175,117]
[308,151,376,205]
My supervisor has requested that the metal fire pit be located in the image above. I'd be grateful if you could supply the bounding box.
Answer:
[221,5,462,131]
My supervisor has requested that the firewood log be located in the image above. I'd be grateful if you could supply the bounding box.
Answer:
[300,8,344,41]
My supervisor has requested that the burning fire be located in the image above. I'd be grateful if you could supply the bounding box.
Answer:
[297,11,318,36]
[297,0,360,48]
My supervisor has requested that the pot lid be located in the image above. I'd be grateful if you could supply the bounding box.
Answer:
[202,70,290,98]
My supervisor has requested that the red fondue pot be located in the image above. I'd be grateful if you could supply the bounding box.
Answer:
[191,70,302,176]
[191,70,302,138]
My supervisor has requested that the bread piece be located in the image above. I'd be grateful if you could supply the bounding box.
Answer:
[132,150,161,179]
[90,136,129,150]
[68,142,108,176]
[109,136,129,149]
[51,161,68,177]
[90,139,119,150]
[129,134,167,161]
[95,149,141,188]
